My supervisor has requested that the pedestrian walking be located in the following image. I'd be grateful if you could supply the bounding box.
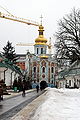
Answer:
[22,83,26,97]
[0,85,3,101]
[36,85,39,93]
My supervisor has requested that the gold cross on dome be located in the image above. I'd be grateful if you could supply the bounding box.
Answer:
[40,15,43,25]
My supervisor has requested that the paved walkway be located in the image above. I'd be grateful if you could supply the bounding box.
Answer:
[11,90,47,120]
[0,90,39,116]
[3,89,36,99]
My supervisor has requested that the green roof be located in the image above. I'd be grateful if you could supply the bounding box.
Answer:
[58,68,69,78]
[0,62,8,68]
[0,55,22,75]
[58,60,80,80]
[0,61,22,75]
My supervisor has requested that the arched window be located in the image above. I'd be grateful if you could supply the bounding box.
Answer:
[41,48,43,54]
[37,48,39,54]
[39,31,43,35]
[51,67,54,73]
[34,67,36,73]
[69,80,71,86]
[52,74,53,78]
[42,67,45,73]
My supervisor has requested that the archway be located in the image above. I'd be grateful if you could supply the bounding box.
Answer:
[40,80,47,90]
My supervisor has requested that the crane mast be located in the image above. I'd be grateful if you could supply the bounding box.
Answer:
[0,12,39,26]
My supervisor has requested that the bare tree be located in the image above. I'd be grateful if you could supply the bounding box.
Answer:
[55,8,80,66]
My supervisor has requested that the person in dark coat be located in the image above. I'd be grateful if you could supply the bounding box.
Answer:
[0,85,3,101]
[22,83,26,97]
[36,85,39,93]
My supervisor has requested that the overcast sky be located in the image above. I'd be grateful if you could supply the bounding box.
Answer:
[0,0,80,54]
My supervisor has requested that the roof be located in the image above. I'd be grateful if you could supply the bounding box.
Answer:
[0,54,22,75]
[58,60,80,80]
[0,62,7,68]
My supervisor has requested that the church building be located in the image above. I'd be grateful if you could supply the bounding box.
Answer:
[25,24,57,87]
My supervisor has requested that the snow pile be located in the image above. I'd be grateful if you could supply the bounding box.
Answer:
[32,88,80,120]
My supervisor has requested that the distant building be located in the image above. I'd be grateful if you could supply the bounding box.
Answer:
[56,60,80,88]
[16,54,26,71]
[0,53,22,87]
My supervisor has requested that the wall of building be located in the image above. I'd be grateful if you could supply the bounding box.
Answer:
[5,69,12,86]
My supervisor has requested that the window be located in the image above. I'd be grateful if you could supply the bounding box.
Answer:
[41,48,43,54]
[52,74,53,78]
[34,67,36,73]
[51,67,54,73]
[69,80,71,86]
[42,67,45,73]
[37,48,39,54]
[39,31,43,35]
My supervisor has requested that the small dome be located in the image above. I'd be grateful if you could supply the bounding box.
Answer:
[35,25,47,45]
[39,25,44,30]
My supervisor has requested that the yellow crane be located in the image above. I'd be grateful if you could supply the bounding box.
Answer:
[16,43,34,46]
[0,12,39,26]
[0,5,39,26]
[0,7,53,54]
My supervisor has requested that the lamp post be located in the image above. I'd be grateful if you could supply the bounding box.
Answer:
[27,52,32,82]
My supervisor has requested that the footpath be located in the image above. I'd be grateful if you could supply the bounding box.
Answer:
[11,90,47,120]
[3,88,47,120]
[3,89,36,100]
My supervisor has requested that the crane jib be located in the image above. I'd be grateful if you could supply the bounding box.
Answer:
[0,12,39,26]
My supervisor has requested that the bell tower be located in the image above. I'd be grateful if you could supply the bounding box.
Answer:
[34,16,47,56]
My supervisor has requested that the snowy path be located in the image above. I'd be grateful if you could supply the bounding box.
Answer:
[32,88,80,120]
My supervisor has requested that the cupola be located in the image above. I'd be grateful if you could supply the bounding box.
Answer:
[34,25,47,45]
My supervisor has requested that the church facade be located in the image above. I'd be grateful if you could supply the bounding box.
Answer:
[25,24,57,87]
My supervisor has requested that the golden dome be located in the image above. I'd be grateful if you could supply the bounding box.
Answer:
[35,36,47,43]
[34,25,47,45]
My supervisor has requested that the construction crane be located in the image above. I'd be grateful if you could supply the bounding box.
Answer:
[0,11,39,26]
[16,43,34,46]
[0,7,53,54]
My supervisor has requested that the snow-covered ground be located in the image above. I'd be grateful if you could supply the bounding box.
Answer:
[32,88,80,120]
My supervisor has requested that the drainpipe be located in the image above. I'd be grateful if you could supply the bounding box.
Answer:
[4,68,8,82]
